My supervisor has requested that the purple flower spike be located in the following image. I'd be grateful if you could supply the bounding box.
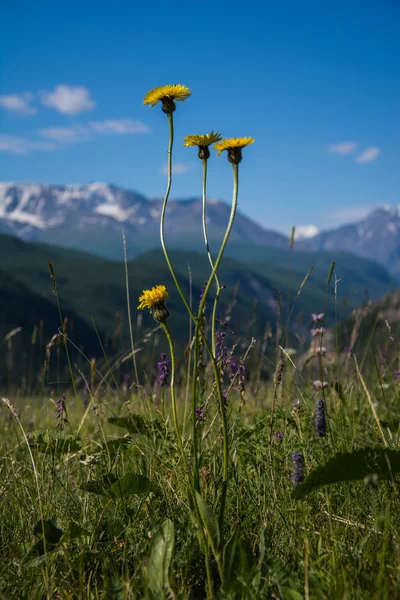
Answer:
[315,398,327,437]
[276,431,283,443]
[216,331,227,362]
[292,451,305,485]
[156,353,169,387]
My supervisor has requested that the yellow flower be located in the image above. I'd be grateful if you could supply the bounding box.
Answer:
[183,131,222,160]
[143,84,191,114]
[138,285,170,322]
[183,131,222,147]
[214,137,255,164]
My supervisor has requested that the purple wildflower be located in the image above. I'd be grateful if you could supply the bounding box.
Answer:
[276,431,283,443]
[156,353,169,387]
[311,327,326,337]
[216,331,228,363]
[315,398,327,437]
[237,362,246,393]
[393,370,400,381]
[56,393,68,428]
[200,281,208,300]
[222,389,228,406]
[344,346,352,360]
[195,408,206,422]
[311,313,324,323]
[228,355,237,378]
[313,380,328,390]
[380,348,388,363]
[292,451,305,485]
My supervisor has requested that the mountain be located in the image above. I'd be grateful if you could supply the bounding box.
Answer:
[300,206,400,277]
[0,182,288,260]
[0,268,101,390]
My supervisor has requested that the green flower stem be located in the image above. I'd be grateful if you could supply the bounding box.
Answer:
[160,114,234,536]
[201,157,223,357]
[161,321,216,598]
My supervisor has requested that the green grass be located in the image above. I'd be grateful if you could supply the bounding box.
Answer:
[1,329,400,599]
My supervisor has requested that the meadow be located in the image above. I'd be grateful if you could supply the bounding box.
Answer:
[1,84,400,599]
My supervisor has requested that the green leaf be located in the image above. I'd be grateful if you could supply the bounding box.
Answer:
[80,473,118,496]
[147,519,175,599]
[28,431,81,455]
[292,447,400,500]
[33,518,63,546]
[195,492,220,555]
[24,518,64,566]
[222,527,257,595]
[108,472,158,498]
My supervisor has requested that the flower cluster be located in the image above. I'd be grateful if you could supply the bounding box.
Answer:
[195,408,206,422]
[292,451,305,485]
[311,327,325,337]
[56,393,68,428]
[312,312,324,323]
[156,353,169,387]
[315,398,327,437]
[216,331,228,363]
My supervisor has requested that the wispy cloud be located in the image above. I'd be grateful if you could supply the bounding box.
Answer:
[2,117,150,155]
[90,119,150,134]
[38,125,91,143]
[160,163,194,175]
[41,85,95,115]
[326,204,376,226]
[328,141,358,155]
[355,147,381,164]
[0,92,37,116]
[0,135,55,155]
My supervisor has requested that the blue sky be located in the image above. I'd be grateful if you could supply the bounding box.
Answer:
[0,0,399,234]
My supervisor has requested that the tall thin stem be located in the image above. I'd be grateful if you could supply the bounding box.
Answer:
[160,323,215,598]
[159,114,236,535]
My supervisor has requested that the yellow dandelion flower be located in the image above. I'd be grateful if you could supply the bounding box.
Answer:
[183,131,222,148]
[214,137,255,164]
[143,84,192,114]
[183,131,222,160]
[138,285,170,322]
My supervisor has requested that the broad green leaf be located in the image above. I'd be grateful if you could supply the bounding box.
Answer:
[80,473,118,496]
[147,519,175,599]
[108,472,158,498]
[292,447,400,500]
[28,431,81,454]
[195,492,220,555]
[222,527,257,595]
[24,518,64,566]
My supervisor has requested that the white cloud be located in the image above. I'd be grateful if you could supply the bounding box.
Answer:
[41,85,95,115]
[90,118,150,134]
[0,92,37,116]
[355,147,381,164]
[0,134,55,155]
[328,141,358,155]
[296,224,320,239]
[160,163,194,175]
[38,125,90,143]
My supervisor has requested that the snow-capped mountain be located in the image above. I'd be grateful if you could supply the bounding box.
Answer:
[300,206,400,276]
[0,182,288,259]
